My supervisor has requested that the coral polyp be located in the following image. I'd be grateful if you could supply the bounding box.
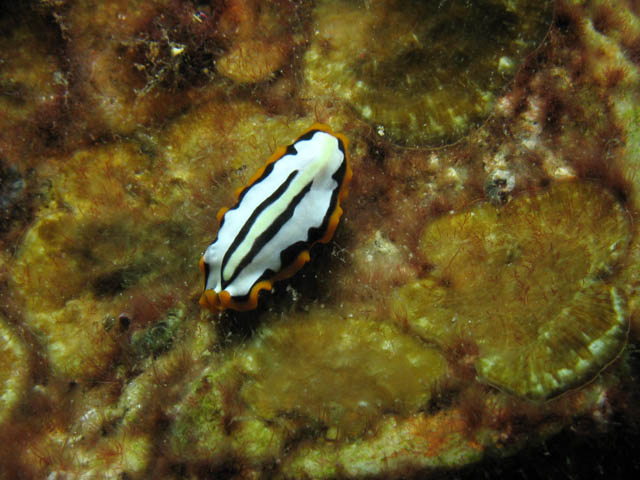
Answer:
[394,181,631,400]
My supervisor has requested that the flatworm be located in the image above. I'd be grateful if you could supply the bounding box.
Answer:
[200,123,351,311]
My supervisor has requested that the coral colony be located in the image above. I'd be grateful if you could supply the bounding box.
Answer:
[1,0,640,478]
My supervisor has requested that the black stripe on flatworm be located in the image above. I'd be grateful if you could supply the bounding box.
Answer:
[203,261,210,289]
[223,178,314,290]
[296,129,320,142]
[221,169,299,285]
[235,135,312,204]
[236,160,276,204]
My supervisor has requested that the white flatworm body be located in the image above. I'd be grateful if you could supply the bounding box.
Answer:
[200,123,351,311]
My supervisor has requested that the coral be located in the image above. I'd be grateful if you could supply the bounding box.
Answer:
[349,230,416,295]
[216,39,292,84]
[5,307,216,479]
[167,307,447,469]
[393,181,631,400]
[160,101,319,205]
[10,142,200,380]
[30,0,310,139]
[35,0,228,137]
[303,0,553,146]
[0,4,69,162]
[0,160,35,241]
[239,309,446,438]
[167,362,270,466]
[282,410,486,478]
[279,379,627,479]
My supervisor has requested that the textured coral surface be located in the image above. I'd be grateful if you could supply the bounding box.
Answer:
[305,0,554,146]
[394,182,630,400]
[1,0,640,478]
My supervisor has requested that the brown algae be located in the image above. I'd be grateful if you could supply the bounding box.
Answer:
[394,181,631,400]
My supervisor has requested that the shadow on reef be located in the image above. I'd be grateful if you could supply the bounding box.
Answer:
[449,411,640,480]
[442,346,640,480]
[213,240,341,346]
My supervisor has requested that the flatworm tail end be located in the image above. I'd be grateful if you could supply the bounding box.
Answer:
[199,289,222,311]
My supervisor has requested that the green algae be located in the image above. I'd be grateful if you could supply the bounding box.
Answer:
[305,0,553,146]
[393,181,631,400]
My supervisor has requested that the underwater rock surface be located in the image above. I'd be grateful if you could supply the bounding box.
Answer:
[169,309,447,464]
[1,0,640,478]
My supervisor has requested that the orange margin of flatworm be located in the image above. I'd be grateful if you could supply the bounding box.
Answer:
[199,123,352,312]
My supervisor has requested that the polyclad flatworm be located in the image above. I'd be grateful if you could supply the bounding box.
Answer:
[199,123,351,311]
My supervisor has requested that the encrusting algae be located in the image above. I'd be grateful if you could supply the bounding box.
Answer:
[1,0,640,478]
[394,181,631,400]
[240,310,446,439]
